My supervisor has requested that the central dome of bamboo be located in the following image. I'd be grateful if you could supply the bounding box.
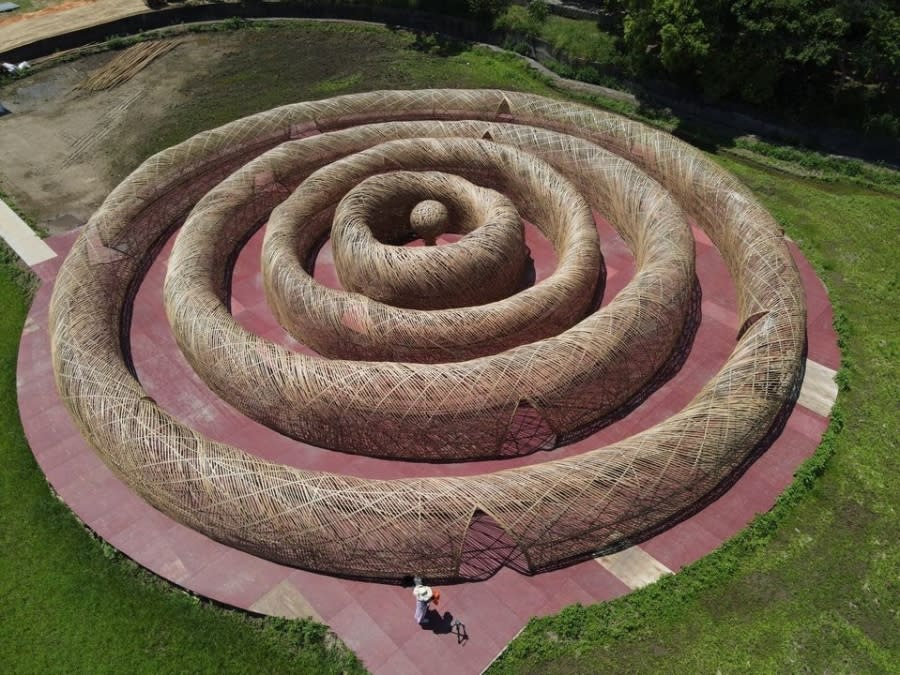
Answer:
[409,199,449,243]
[326,168,532,315]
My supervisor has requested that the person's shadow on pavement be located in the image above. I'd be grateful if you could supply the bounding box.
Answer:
[421,609,469,644]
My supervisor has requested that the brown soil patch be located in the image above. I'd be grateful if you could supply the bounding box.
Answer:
[0,0,145,53]
[0,1,96,29]
[0,34,225,228]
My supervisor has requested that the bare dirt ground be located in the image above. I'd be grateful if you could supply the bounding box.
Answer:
[0,35,225,231]
[0,0,145,52]
[0,0,71,20]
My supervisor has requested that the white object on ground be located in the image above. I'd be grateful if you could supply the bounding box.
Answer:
[0,198,56,266]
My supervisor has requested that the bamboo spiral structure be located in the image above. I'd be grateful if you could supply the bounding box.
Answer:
[49,90,806,582]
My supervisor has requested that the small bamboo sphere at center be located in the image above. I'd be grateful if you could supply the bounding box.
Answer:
[410,200,449,246]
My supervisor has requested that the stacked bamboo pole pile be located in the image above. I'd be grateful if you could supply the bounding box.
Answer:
[77,39,178,91]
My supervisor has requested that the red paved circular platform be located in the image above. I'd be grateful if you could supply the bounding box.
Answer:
[18,213,838,674]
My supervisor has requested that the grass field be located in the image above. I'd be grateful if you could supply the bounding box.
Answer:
[1,20,898,673]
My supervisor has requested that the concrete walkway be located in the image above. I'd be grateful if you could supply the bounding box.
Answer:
[0,197,54,265]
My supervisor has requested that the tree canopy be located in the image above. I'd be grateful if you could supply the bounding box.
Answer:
[618,0,899,135]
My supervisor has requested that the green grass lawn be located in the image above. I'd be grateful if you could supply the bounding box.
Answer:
[2,20,898,673]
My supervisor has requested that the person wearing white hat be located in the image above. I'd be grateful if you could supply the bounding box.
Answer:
[413,578,435,625]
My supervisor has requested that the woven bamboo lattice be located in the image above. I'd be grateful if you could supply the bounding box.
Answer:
[49,90,806,582]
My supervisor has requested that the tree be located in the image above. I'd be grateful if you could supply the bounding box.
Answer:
[622,0,717,84]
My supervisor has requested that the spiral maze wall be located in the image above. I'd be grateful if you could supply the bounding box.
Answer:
[48,90,806,583]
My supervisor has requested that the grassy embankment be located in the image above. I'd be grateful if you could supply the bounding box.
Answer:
[1,20,898,672]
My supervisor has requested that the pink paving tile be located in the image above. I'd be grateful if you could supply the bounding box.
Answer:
[641,517,725,571]
[398,613,504,675]
[467,568,551,623]
[129,300,180,351]
[375,649,421,675]
[327,605,401,670]
[187,399,252,440]
[560,560,632,603]
[126,521,231,586]
[231,268,269,313]
[600,254,636,300]
[42,444,108,495]
[134,354,217,420]
[233,308,279,336]
[438,585,527,648]
[33,434,91,475]
[726,465,785,514]
[524,562,630,616]
[142,252,170,286]
[32,255,65,283]
[289,570,360,622]
[697,248,739,316]
[63,472,138,524]
[27,230,77,283]
[690,492,760,542]
[25,279,53,318]
[353,583,421,641]
[22,403,84,462]
[45,227,83,256]
[89,498,151,541]
[805,292,835,336]
[808,309,841,370]
[788,241,829,298]
[182,548,293,609]
[691,222,713,248]
[157,230,178,260]
[524,221,558,284]
[16,343,61,418]
[311,240,341,290]
[104,505,180,556]
[784,404,830,442]
[15,356,57,408]
[701,295,739,332]
[748,427,821,491]
[534,576,603,616]
[232,227,266,283]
